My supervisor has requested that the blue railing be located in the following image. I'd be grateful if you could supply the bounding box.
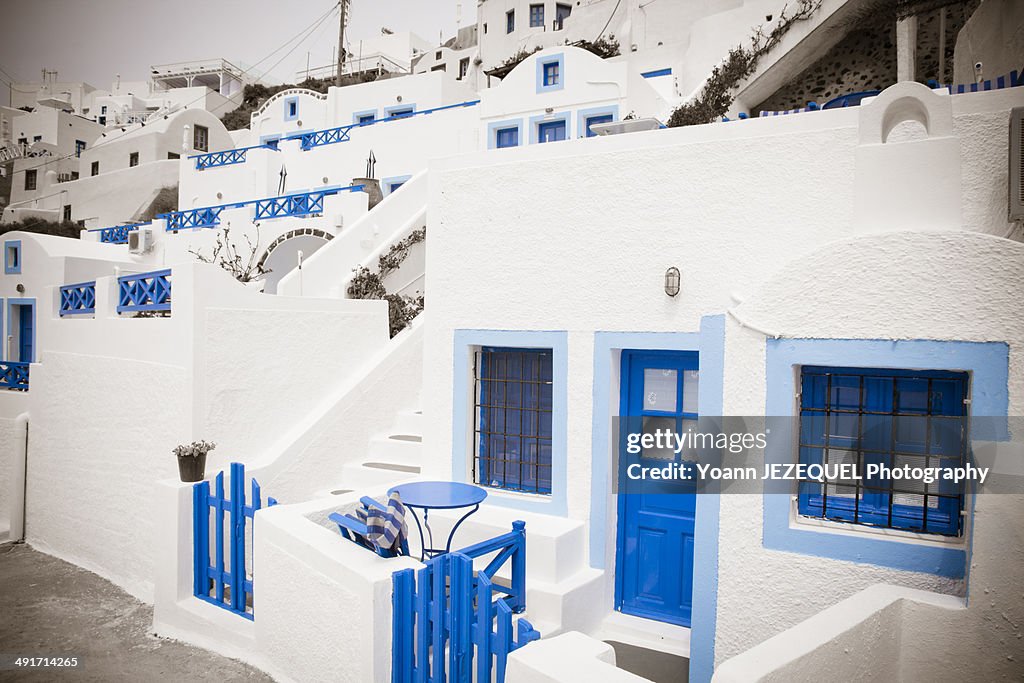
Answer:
[392,521,539,683]
[190,144,278,171]
[0,362,29,391]
[286,99,481,151]
[160,185,364,230]
[193,462,277,620]
[88,221,150,244]
[117,269,171,313]
[59,281,97,316]
[932,69,1022,95]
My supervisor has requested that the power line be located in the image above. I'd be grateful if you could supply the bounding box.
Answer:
[596,0,624,41]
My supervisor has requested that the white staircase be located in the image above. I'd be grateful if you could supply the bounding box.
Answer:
[322,408,425,495]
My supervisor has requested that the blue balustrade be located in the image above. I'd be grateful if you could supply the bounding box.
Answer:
[88,221,150,244]
[285,99,481,151]
[160,203,242,230]
[0,362,29,391]
[59,281,97,316]
[193,462,277,620]
[191,144,278,170]
[117,269,171,313]
[391,521,539,683]
[253,186,364,220]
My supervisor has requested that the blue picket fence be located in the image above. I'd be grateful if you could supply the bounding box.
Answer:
[0,362,29,391]
[59,281,97,316]
[392,521,540,683]
[117,269,171,313]
[193,462,276,620]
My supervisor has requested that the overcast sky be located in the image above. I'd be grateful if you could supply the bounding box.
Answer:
[0,0,460,102]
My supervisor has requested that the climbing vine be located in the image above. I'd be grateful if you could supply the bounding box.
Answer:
[189,225,270,285]
[668,0,823,127]
[347,227,426,337]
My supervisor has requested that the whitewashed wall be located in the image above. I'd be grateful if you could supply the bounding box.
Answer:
[424,84,1023,675]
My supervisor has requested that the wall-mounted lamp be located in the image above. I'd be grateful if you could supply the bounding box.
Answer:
[664,267,680,297]
[16,284,25,293]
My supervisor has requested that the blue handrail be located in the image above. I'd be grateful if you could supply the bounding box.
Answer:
[190,144,279,170]
[160,185,364,231]
[117,269,171,313]
[59,281,97,316]
[0,362,29,391]
[87,221,151,244]
[283,99,481,151]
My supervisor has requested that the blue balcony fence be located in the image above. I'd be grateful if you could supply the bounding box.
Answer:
[391,521,540,683]
[59,281,97,316]
[117,269,171,313]
[160,185,364,230]
[193,462,277,620]
[286,99,481,151]
[88,221,150,244]
[0,362,29,391]
[191,144,278,171]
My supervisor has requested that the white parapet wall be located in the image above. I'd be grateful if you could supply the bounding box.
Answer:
[506,631,651,683]
[712,584,964,682]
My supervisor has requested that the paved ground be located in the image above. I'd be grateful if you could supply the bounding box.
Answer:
[607,640,690,683]
[0,543,273,682]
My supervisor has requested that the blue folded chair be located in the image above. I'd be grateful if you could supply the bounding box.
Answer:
[329,494,410,558]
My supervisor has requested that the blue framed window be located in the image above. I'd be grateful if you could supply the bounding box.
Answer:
[358,113,375,124]
[385,105,414,119]
[75,139,86,158]
[5,240,22,275]
[530,4,544,27]
[474,347,553,494]
[284,97,299,121]
[506,9,515,33]
[543,62,559,87]
[585,114,614,137]
[496,126,519,148]
[537,119,566,143]
[797,366,968,537]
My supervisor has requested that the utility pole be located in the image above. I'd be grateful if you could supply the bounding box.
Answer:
[335,0,348,86]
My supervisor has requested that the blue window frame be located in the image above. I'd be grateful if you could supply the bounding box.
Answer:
[358,114,375,124]
[585,114,614,137]
[385,105,415,119]
[75,139,86,158]
[4,240,21,274]
[797,366,968,537]
[537,120,566,143]
[543,61,559,87]
[496,126,519,148]
[530,4,544,27]
[474,347,553,494]
[284,97,299,121]
[506,9,515,33]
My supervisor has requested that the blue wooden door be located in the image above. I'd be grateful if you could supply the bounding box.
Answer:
[16,304,33,363]
[616,350,699,627]
[538,120,566,143]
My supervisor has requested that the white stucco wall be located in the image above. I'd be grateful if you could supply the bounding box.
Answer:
[423,84,1024,677]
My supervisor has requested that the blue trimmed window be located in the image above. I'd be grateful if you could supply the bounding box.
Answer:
[474,347,553,494]
[357,113,376,124]
[798,366,968,537]
[543,61,559,87]
[285,97,299,121]
[75,139,86,158]
[530,4,544,27]
[537,119,566,143]
[5,240,22,274]
[585,114,614,137]
[388,107,414,119]
[506,9,515,33]
[496,126,519,148]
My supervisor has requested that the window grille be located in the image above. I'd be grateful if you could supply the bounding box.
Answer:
[797,366,968,536]
[474,348,553,494]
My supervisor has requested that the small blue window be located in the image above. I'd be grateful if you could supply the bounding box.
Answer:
[389,180,406,193]
[543,61,559,87]
[530,4,544,27]
[388,107,414,119]
[5,240,22,275]
[797,366,968,537]
[75,140,86,158]
[585,114,614,137]
[538,120,566,143]
[358,113,376,124]
[284,97,299,121]
[496,127,519,148]
[506,9,515,33]
[289,101,297,117]
[475,347,553,494]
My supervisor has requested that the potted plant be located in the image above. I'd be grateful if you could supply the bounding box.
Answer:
[174,440,216,483]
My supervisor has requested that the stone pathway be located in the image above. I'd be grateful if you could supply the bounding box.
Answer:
[0,543,273,682]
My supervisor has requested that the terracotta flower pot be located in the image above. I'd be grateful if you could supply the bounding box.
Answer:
[177,453,207,483]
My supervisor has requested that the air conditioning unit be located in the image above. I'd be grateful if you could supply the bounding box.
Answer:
[128,228,154,254]
[1010,107,1024,221]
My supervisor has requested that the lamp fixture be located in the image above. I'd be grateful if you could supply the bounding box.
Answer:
[664,267,680,297]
